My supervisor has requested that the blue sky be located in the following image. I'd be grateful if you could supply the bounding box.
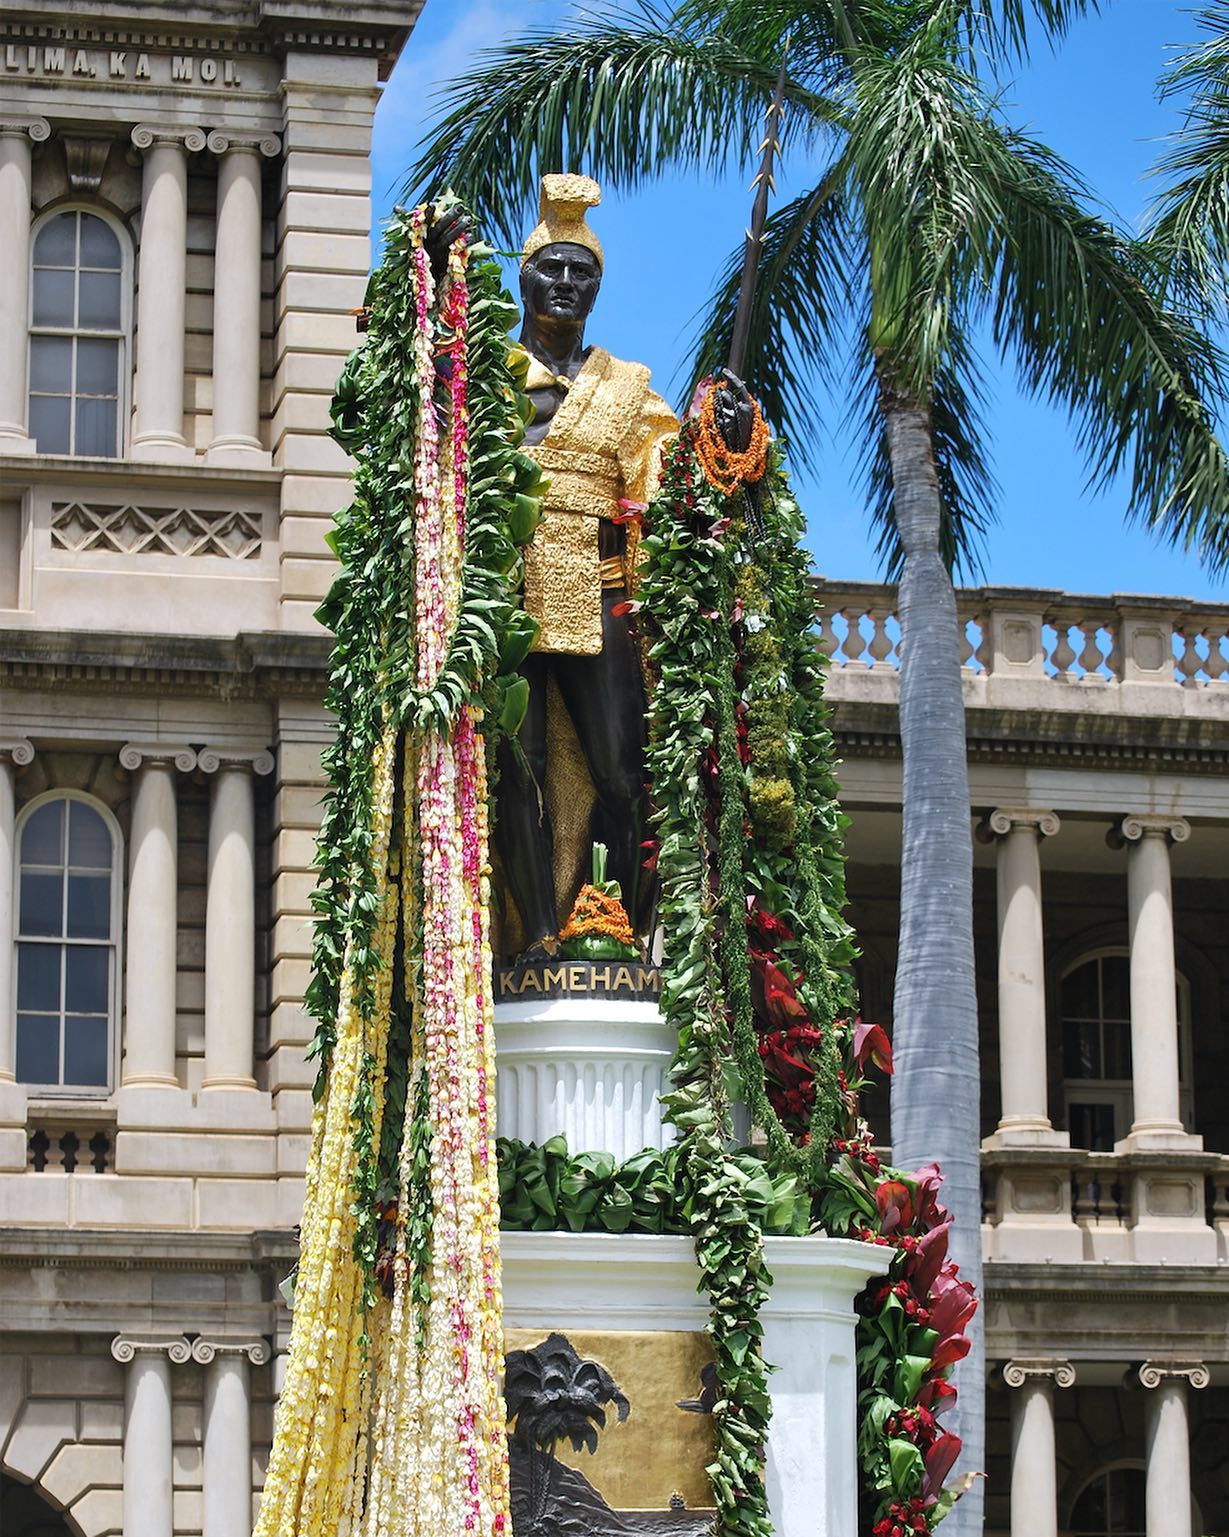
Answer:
[371,0,1224,600]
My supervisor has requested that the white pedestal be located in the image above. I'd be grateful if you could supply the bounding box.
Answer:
[494,998,676,1159]
[501,1231,883,1537]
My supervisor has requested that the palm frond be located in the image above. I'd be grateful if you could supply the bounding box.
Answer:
[856,327,996,581]
[405,4,839,249]
[1147,4,1229,312]
[952,0,1101,65]
[986,128,1229,571]
[681,163,856,470]
[843,23,1007,392]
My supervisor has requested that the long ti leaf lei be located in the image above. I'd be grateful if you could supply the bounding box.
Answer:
[640,419,857,1537]
[255,202,539,1537]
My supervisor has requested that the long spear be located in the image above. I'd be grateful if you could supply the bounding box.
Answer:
[726,36,792,382]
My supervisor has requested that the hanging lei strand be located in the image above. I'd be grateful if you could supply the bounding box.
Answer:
[256,198,535,1537]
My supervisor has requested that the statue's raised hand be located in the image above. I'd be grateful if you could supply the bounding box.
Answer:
[713,368,755,453]
[425,204,477,282]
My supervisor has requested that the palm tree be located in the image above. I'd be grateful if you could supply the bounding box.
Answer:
[504,1333,631,1532]
[411,3,1229,1529]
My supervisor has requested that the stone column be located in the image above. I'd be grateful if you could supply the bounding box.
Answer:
[1003,1359,1074,1537]
[1139,1361,1209,1537]
[193,1337,270,1537]
[120,745,197,1088]
[1112,814,1195,1149]
[980,808,1064,1144]
[204,131,279,466]
[0,117,49,453]
[130,125,205,462]
[200,748,273,1091]
[111,1335,191,1537]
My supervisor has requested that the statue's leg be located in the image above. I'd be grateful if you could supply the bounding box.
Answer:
[494,654,558,950]
[553,595,648,928]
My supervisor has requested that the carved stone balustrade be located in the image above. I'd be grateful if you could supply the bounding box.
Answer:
[814,581,1229,718]
[983,1148,1229,1264]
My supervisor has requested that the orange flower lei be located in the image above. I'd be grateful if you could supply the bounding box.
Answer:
[694,381,770,496]
[560,884,635,946]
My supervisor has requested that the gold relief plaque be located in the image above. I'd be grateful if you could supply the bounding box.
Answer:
[504,1328,716,1533]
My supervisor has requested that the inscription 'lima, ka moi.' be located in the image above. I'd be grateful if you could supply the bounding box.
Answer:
[3,46,244,85]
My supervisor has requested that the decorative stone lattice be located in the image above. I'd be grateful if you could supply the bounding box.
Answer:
[50,501,262,559]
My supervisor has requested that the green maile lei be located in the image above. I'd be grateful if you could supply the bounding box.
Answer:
[311,200,544,1318]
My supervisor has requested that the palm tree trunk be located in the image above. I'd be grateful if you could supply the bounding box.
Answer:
[878,370,985,1535]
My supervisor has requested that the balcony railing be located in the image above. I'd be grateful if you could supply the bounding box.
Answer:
[982,1146,1229,1265]
[814,582,1229,717]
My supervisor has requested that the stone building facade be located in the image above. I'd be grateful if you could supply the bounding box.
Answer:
[0,4,1227,1536]
[0,4,421,1534]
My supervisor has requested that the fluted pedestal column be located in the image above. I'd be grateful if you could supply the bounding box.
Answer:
[112,1335,190,1537]
[1112,814,1196,1150]
[0,740,34,1141]
[1004,1359,1073,1537]
[1140,1361,1208,1537]
[121,745,196,1089]
[0,117,49,452]
[130,125,204,462]
[194,1337,269,1537]
[201,748,273,1091]
[205,132,278,466]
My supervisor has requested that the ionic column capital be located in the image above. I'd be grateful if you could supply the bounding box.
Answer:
[1003,1358,1075,1390]
[131,123,207,154]
[205,129,280,158]
[1109,813,1191,849]
[978,807,1061,842]
[111,1333,192,1364]
[1137,1360,1210,1390]
[119,742,198,774]
[190,1335,271,1366]
[198,746,274,777]
[0,738,35,771]
[0,116,51,144]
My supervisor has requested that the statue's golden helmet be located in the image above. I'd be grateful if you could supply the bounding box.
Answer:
[521,174,604,270]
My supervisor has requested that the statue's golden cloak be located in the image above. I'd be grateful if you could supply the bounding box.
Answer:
[523,346,678,654]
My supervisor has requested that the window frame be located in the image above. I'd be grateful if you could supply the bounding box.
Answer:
[27,204,132,460]
[1059,945,1194,1147]
[12,789,124,1098]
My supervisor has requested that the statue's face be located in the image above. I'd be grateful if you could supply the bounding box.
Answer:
[521,242,601,327]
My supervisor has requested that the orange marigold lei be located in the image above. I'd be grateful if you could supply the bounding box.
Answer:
[560,884,635,946]
[694,381,770,496]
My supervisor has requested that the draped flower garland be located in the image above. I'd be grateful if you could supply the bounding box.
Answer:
[254,203,541,1537]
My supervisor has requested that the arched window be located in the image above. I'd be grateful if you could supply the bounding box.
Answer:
[1069,1464,1145,1536]
[1060,948,1192,1150]
[14,795,120,1092]
[28,208,127,458]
